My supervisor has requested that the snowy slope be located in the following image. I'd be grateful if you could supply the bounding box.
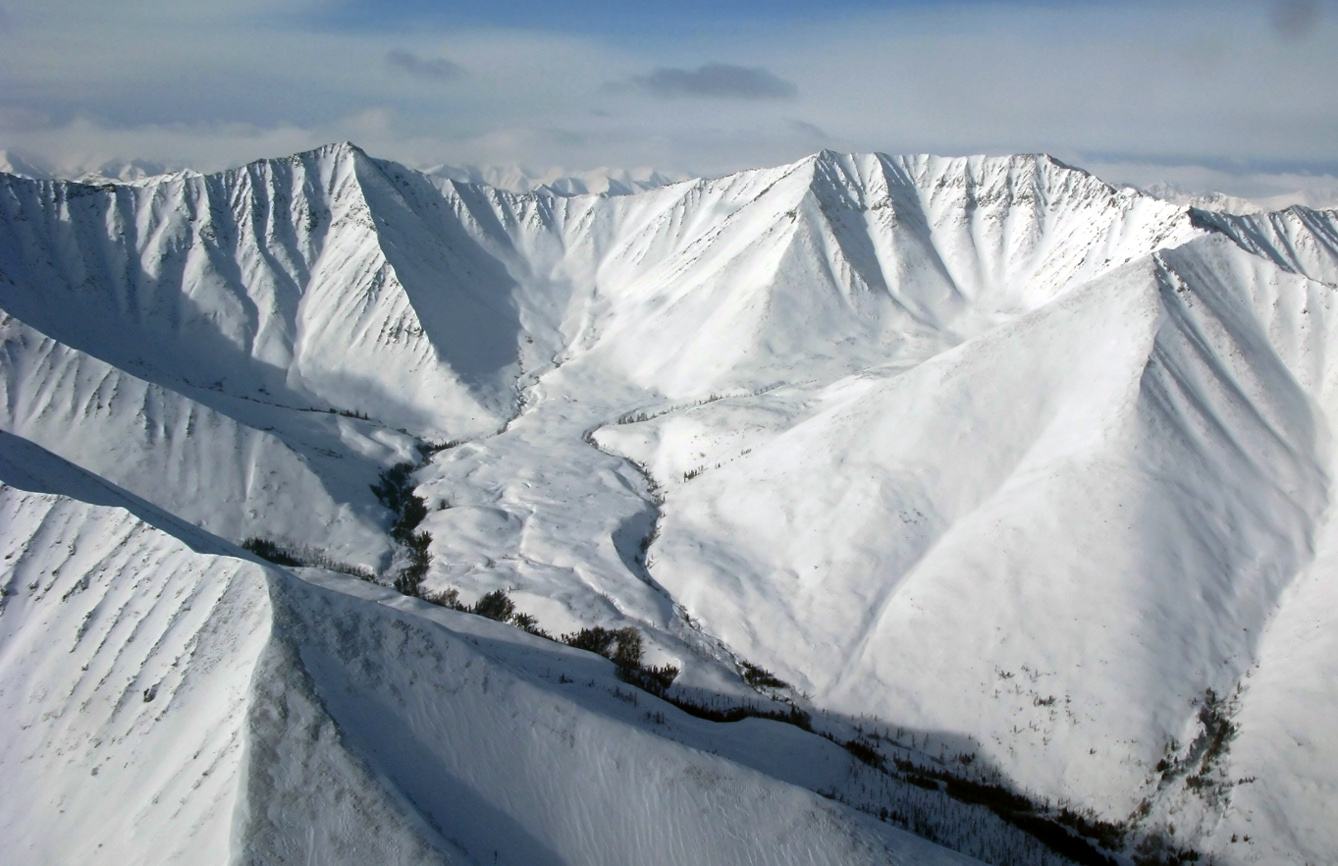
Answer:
[505,151,1200,398]
[253,570,990,866]
[0,437,272,866]
[1192,205,1338,286]
[0,310,389,559]
[3,144,1338,864]
[601,230,1338,860]
[1142,181,1338,217]
[0,434,994,866]
[0,143,513,439]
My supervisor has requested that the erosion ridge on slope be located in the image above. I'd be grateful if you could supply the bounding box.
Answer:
[1,143,1336,865]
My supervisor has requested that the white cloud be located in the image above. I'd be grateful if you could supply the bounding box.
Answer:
[385,49,465,82]
[625,64,798,100]
[0,0,1335,190]
[1085,158,1338,209]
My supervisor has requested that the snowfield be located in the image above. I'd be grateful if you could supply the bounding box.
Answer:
[2,143,1337,864]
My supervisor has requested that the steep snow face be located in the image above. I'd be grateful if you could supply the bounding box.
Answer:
[0,143,513,439]
[0,146,1198,421]
[1191,205,1338,287]
[488,151,1201,398]
[0,312,389,557]
[610,231,1338,833]
[0,446,271,866]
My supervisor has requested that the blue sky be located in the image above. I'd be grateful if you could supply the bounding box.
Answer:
[312,0,926,35]
[0,0,1336,196]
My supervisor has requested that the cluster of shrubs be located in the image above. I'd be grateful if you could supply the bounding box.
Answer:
[412,584,682,696]
[425,587,547,637]
[372,462,429,543]
[1154,688,1239,809]
[885,756,1124,866]
[651,689,812,731]
[419,439,463,456]
[242,537,302,567]
[1132,837,1207,866]
[393,531,432,596]
[740,661,789,690]
[560,626,679,695]
[614,393,730,426]
[1194,689,1237,776]
[242,536,376,581]
[370,462,435,596]
[418,586,545,631]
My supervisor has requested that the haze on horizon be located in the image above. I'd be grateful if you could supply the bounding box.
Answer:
[1,0,1336,199]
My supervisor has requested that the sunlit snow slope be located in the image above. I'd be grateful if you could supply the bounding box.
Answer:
[2,143,1337,865]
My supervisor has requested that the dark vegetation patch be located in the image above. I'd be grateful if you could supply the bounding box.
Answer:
[1154,688,1239,810]
[472,588,515,622]
[419,439,464,457]
[1053,809,1127,854]
[659,693,813,730]
[740,660,789,690]
[1132,835,1206,866]
[1007,814,1120,866]
[324,407,370,420]
[243,537,302,567]
[392,530,432,596]
[888,757,1141,866]
[372,462,429,543]
[839,737,886,770]
[243,536,375,581]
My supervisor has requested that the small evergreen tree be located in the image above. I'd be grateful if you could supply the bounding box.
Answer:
[472,589,515,622]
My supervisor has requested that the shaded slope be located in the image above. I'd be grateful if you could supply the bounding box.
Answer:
[1192,204,1338,286]
[0,310,388,559]
[255,571,986,866]
[0,143,514,439]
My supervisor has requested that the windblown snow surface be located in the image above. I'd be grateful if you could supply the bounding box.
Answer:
[2,143,1337,865]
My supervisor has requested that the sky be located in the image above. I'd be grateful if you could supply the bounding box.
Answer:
[1,0,1336,197]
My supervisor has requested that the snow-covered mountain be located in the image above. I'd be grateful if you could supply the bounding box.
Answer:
[420,162,685,197]
[1141,180,1338,215]
[2,142,1337,865]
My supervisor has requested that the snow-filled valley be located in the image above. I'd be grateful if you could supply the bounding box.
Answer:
[2,143,1337,864]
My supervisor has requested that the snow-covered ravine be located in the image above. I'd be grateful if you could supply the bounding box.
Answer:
[2,143,1338,864]
[0,435,1048,866]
